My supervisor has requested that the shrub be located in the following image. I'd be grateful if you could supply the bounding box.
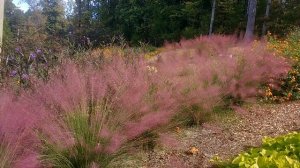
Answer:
[0,46,60,90]
[266,28,300,101]
[215,132,300,168]
[268,28,300,62]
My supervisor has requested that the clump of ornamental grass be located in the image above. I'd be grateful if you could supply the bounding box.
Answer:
[155,35,289,125]
[0,91,43,168]
[0,95,13,168]
[0,57,177,167]
[27,59,177,168]
[0,138,14,168]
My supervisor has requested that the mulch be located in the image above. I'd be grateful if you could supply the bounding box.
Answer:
[144,101,300,168]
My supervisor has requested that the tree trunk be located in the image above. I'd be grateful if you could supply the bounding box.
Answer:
[262,0,271,36]
[209,0,216,36]
[0,0,4,54]
[76,0,82,28]
[244,0,257,41]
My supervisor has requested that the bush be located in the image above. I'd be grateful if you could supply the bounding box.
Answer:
[266,28,300,102]
[268,28,300,61]
[0,46,65,90]
[215,132,300,168]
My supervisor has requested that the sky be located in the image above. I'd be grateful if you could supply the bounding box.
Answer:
[12,0,30,12]
[12,0,72,13]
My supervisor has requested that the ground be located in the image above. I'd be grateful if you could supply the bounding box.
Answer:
[139,101,300,168]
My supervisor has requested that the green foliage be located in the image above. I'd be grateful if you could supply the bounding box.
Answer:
[39,104,120,168]
[174,104,234,127]
[268,28,300,60]
[270,64,300,101]
[4,0,300,48]
[115,0,185,45]
[41,0,66,35]
[216,132,300,168]
[2,20,14,53]
[265,28,300,102]
[214,0,246,34]
[267,0,300,37]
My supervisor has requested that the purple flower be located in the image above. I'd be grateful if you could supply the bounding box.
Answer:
[30,52,37,59]
[36,49,42,54]
[15,47,21,52]
[10,70,17,77]
[21,74,29,80]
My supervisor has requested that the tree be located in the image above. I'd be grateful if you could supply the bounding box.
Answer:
[0,0,4,54]
[245,0,258,41]
[262,0,271,35]
[212,0,244,35]
[5,0,25,42]
[41,0,66,35]
[75,0,83,28]
[209,0,216,35]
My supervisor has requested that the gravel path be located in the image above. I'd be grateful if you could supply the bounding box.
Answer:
[144,101,300,168]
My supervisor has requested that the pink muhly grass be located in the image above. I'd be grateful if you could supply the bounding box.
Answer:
[0,91,44,168]
[27,58,179,167]
[148,35,290,125]
[167,155,186,168]
[0,35,290,167]
[158,35,289,106]
[123,110,173,140]
[35,62,90,114]
[13,152,41,168]
[223,43,290,99]
[158,133,179,149]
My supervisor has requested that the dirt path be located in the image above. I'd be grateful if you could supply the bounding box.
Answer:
[144,101,300,168]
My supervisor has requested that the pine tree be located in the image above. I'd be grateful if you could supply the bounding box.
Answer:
[41,0,65,35]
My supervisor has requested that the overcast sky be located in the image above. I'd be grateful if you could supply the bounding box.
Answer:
[12,0,30,11]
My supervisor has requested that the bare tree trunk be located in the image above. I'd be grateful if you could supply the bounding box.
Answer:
[209,0,216,36]
[245,0,257,41]
[0,0,4,54]
[262,0,271,36]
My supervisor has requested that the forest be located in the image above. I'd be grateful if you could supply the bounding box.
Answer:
[2,0,300,48]
[0,0,300,168]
